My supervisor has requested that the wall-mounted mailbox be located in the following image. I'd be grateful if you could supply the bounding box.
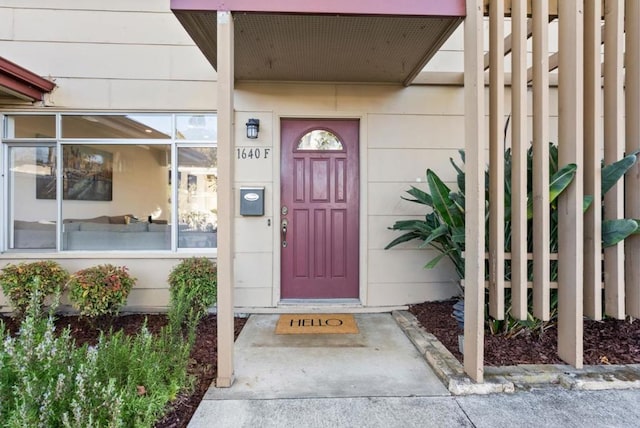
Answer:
[240,187,265,216]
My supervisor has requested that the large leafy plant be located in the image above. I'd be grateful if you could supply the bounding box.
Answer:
[386,144,639,333]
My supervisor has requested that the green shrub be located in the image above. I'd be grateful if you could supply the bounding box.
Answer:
[68,264,136,318]
[168,257,217,330]
[0,261,69,318]
[0,286,193,427]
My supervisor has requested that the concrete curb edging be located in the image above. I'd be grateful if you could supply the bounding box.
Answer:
[392,310,640,395]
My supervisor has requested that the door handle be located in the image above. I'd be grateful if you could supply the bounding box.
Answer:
[281,219,288,248]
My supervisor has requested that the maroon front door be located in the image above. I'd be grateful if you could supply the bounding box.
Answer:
[280,119,359,299]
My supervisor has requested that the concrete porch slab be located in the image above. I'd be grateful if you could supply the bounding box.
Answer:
[203,313,449,400]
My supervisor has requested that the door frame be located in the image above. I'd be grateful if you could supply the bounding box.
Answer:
[272,113,368,306]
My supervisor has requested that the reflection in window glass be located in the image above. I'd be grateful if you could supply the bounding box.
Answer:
[61,115,172,139]
[176,114,217,141]
[297,130,343,151]
[61,144,171,251]
[4,115,56,138]
[8,146,57,249]
[177,147,218,248]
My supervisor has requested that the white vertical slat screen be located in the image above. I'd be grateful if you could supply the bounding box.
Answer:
[583,0,603,321]
[510,0,529,320]
[470,0,640,378]
[463,0,487,383]
[489,0,506,320]
[532,0,551,320]
[625,0,640,317]
[557,0,585,369]
[603,0,626,319]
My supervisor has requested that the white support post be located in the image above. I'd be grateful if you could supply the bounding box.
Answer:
[216,10,236,388]
[557,0,584,369]
[464,0,486,383]
[625,0,640,317]
[489,0,505,320]
[603,0,626,319]
[583,0,603,321]
[510,0,528,320]
[532,0,551,320]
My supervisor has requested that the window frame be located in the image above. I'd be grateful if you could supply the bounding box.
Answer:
[0,112,218,254]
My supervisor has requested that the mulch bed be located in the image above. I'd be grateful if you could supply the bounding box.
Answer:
[410,299,640,366]
[0,313,246,428]
[5,301,640,425]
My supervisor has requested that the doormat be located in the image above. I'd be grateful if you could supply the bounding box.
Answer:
[275,314,359,334]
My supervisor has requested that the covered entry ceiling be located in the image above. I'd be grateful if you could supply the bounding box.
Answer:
[172,1,464,85]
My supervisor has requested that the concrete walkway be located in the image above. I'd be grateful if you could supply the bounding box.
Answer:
[188,313,640,427]
[202,313,448,400]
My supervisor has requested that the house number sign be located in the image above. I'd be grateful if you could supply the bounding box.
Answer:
[236,147,270,160]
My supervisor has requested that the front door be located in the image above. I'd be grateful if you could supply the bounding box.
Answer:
[280,119,359,299]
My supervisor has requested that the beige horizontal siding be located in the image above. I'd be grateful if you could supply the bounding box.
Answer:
[0,0,170,13]
[368,114,465,149]
[369,149,462,183]
[36,78,216,111]
[367,282,458,306]
[234,253,273,288]
[0,42,213,81]
[235,287,273,307]
[336,85,466,115]
[0,7,13,39]
[234,219,273,253]
[368,249,458,284]
[10,8,194,45]
[234,153,274,183]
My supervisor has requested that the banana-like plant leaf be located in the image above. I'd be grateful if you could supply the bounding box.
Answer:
[402,186,433,207]
[427,169,464,228]
[450,157,466,194]
[389,219,428,231]
[449,192,466,213]
[583,195,594,212]
[425,252,451,269]
[384,232,420,249]
[602,219,639,247]
[526,163,577,219]
[549,163,577,203]
[602,151,639,195]
[451,226,466,243]
[419,224,449,248]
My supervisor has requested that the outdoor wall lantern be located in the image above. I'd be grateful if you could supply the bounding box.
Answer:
[246,118,260,139]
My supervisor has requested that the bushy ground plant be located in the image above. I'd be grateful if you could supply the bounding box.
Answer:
[93,324,192,426]
[168,257,217,334]
[1,275,195,426]
[0,289,125,427]
[0,261,69,319]
[68,264,135,318]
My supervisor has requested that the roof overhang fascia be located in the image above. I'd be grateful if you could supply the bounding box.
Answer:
[172,1,465,85]
[0,57,56,102]
[170,0,465,16]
